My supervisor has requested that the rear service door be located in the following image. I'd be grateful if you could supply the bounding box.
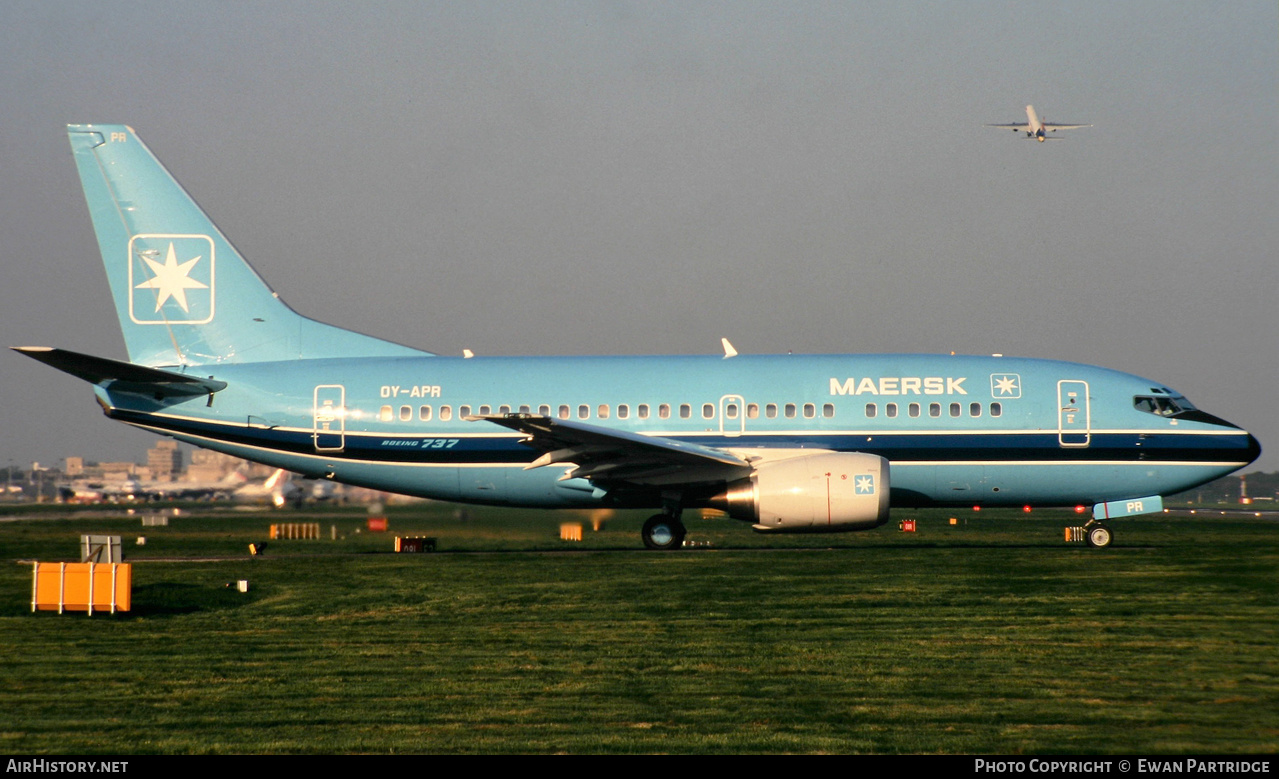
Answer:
[313,385,346,452]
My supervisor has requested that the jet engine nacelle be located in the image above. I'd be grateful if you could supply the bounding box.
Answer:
[710,452,890,533]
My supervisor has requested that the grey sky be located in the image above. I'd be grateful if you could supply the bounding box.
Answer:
[2,1,1275,473]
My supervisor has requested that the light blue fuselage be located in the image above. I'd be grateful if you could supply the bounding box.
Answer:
[101,352,1257,511]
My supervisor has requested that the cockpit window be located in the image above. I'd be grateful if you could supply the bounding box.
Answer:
[1133,395,1197,418]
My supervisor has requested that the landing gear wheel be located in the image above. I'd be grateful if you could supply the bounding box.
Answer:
[1085,524,1113,548]
[642,514,686,550]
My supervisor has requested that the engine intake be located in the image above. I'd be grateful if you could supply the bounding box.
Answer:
[709,452,890,533]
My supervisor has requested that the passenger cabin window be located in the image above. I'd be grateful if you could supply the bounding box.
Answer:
[929,403,941,418]
[499,405,511,415]
[823,403,835,418]
[766,404,778,419]
[638,404,650,419]
[439,405,453,421]
[618,404,629,419]
[419,405,432,421]
[886,403,898,419]
[785,403,797,419]
[909,403,920,418]
[950,402,961,418]
[379,405,393,422]
[865,403,877,419]
[460,405,472,417]
[702,404,715,419]
[558,405,570,419]
[679,404,692,419]
[746,403,759,419]
[803,403,816,419]
[990,402,1002,418]
[400,406,412,421]
[659,404,671,419]
[598,404,610,419]
[479,405,491,415]
[578,405,590,420]
[725,403,738,419]
[537,405,549,416]
[970,402,982,417]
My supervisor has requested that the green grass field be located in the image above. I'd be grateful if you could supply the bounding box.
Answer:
[1,503,1275,754]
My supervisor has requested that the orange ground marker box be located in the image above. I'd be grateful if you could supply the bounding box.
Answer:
[32,562,132,614]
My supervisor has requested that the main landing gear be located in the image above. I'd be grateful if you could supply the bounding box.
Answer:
[641,512,687,551]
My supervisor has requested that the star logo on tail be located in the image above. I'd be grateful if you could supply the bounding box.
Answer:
[135,242,207,312]
[128,234,215,324]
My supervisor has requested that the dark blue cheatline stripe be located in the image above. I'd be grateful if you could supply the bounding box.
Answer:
[110,410,537,464]
[689,432,1256,464]
[110,410,1254,466]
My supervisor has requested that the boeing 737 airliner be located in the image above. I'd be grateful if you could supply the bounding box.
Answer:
[15,125,1259,549]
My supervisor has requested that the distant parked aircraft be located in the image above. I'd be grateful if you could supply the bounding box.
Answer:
[59,474,236,502]
[58,466,299,505]
[987,105,1091,141]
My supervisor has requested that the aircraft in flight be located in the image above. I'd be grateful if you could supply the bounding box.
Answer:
[16,125,1257,549]
[988,105,1092,141]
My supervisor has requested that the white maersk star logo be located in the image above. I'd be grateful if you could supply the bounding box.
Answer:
[990,373,1021,399]
[855,475,875,495]
[128,234,215,324]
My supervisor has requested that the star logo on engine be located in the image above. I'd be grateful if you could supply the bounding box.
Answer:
[128,234,215,324]
[855,475,875,494]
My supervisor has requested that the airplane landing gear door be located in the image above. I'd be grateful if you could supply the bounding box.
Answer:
[1057,380,1090,447]
[313,385,346,452]
[720,395,745,438]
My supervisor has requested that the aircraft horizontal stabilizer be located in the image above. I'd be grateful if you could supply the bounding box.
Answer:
[12,347,227,396]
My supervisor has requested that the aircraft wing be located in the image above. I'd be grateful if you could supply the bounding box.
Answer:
[469,414,752,487]
[1040,122,1092,130]
[986,122,1031,131]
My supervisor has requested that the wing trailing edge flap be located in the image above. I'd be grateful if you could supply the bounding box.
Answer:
[12,347,227,397]
[469,413,752,486]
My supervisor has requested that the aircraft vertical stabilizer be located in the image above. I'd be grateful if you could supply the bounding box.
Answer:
[66,125,430,367]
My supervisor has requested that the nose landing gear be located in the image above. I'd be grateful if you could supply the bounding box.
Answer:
[1084,522,1113,548]
[1066,520,1114,548]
